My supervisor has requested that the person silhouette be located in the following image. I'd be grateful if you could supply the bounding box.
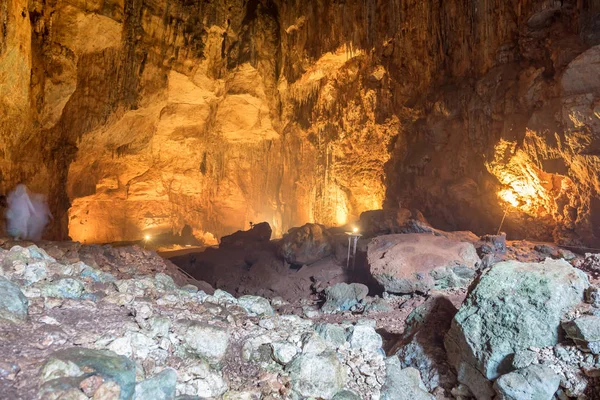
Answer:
[5,184,52,240]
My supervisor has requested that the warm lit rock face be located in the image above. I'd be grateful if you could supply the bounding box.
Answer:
[2,1,600,245]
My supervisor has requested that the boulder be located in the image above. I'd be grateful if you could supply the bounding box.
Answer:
[493,365,560,400]
[40,278,85,299]
[359,208,432,235]
[279,223,333,266]
[392,295,457,391]
[237,295,274,317]
[40,348,136,400]
[184,323,230,364]
[219,222,272,247]
[367,233,480,294]
[133,369,177,400]
[563,315,600,354]
[0,276,28,323]
[321,283,369,313]
[561,45,600,96]
[315,323,348,347]
[287,352,347,399]
[270,341,298,365]
[444,259,588,399]
[381,358,434,400]
[348,324,383,353]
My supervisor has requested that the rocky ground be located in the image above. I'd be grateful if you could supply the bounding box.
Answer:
[2,215,600,399]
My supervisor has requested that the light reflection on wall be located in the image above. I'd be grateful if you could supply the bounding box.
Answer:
[488,138,574,220]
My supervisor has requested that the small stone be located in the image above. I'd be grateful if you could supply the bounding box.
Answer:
[108,336,133,357]
[23,261,48,285]
[302,306,320,318]
[154,273,178,292]
[271,341,298,365]
[554,345,571,362]
[270,296,287,307]
[585,285,600,308]
[223,391,261,400]
[258,318,275,330]
[93,381,121,400]
[180,361,227,397]
[213,289,237,303]
[40,315,60,325]
[148,317,171,338]
[133,303,153,320]
[180,284,198,292]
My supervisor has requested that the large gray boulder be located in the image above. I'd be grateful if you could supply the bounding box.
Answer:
[367,233,479,294]
[0,276,28,323]
[279,223,333,266]
[493,365,560,400]
[444,259,588,399]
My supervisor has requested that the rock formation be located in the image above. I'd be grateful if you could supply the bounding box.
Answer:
[1,1,600,246]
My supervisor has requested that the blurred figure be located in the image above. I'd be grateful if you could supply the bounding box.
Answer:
[27,192,52,240]
[5,184,52,241]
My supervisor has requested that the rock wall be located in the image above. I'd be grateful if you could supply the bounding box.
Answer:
[2,0,600,245]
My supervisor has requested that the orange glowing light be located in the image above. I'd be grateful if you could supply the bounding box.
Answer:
[352,226,359,233]
[335,205,348,226]
[144,234,151,241]
[499,189,519,208]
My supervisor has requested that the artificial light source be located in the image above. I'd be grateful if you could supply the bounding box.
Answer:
[496,189,521,235]
[352,226,359,233]
[144,234,151,241]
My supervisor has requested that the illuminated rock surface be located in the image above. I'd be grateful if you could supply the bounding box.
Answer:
[1,1,600,245]
[367,233,480,294]
[444,259,589,399]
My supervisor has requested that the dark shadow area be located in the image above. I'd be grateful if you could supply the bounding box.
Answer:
[390,295,459,390]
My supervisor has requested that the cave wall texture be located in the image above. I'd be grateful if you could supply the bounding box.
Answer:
[2,0,600,246]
